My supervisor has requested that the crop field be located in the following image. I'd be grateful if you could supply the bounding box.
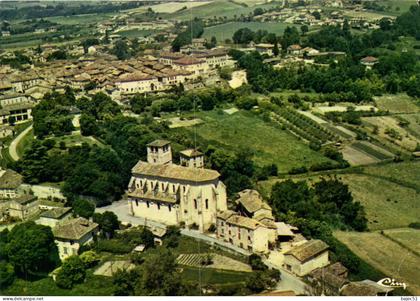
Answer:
[43,13,113,25]
[181,266,249,285]
[375,0,417,14]
[362,116,419,151]
[117,28,157,38]
[177,253,252,272]
[341,145,380,166]
[334,231,420,295]
[374,94,420,114]
[168,0,277,21]
[396,113,420,140]
[176,110,333,173]
[203,21,291,41]
[351,141,394,160]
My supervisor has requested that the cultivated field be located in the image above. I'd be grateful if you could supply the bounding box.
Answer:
[146,1,212,13]
[383,228,420,256]
[374,94,420,114]
[341,145,380,166]
[177,253,252,272]
[177,110,333,173]
[203,21,290,41]
[335,231,420,295]
[397,113,420,140]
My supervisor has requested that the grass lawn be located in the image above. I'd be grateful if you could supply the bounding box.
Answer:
[374,94,420,114]
[168,0,277,21]
[175,110,333,173]
[334,230,420,295]
[3,272,114,296]
[203,21,291,41]
[52,132,104,149]
[375,0,417,15]
[181,266,249,285]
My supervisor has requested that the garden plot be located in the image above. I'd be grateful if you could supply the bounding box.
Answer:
[362,116,420,151]
[322,124,355,140]
[298,110,328,124]
[176,253,252,272]
[94,260,135,277]
[341,145,380,166]
[168,117,203,128]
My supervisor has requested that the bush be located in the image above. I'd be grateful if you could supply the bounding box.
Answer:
[408,222,420,229]
[288,166,308,175]
[248,254,267,271]
[55,256,86,289]
[309,161,337,172]
[79,250,100,268]
[95,239,134,254]
[0,262,15,289]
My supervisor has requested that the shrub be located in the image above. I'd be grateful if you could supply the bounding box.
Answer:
[0,262,15,289]
[408,222,420,229]
[79,250,100,268]
[288,166,308,175]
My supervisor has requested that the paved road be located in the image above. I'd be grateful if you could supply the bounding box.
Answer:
[9,124,33,161]
[97,199,309,294]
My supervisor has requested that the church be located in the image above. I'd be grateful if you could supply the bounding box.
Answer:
[127,140,227,232]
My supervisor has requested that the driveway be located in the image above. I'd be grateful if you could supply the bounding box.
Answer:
[9,124,33,161]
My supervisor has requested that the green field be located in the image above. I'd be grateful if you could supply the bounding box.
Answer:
[383,228,420,256]
[42,13,113,25]
[117,28,157,38]
[375,0,417,14]
[167,0,277,21]
[176,110,333,173]
[16,128,34,159]
[203,21,290,41]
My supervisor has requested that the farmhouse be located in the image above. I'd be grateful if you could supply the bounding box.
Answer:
[308,262,349,295]
[0,169,23,199]
[283,239,329,276]
[53,217,99,260]
[127,140,227,232]
[360,56,378,68]
[172,57,208,78]
[287,44,303,56]
[216,210,276,253]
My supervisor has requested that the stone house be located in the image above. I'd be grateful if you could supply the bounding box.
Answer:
[8,195,39,220]
[179,149,204,168]
[255,43,276,56]
[38,207,72,228]
[216,210,276,254]
[287,44,303,56]
[115,72,160,94]
[307,262,349,295]
[53,217,99,260]
[0,169,23,199]
[283,239,329,276]
[127,140,227,232]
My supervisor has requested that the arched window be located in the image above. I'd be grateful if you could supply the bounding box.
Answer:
[194,199,197,209]
[205,199,209,209]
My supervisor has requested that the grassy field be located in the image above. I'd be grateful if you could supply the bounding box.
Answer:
[15,128,34,158]
[374,94,420,114]
[334,231,420,295]
[383,228,420,256]
[203,21,290,41]
[176,110,333,173]
[375,0,417,14]
[397,113,420,140]
[167,0,277,21]
[117,28,157,38]
[43,13,113,25]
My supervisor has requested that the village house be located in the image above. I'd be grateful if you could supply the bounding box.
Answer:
[283,239,329,276]
[7,195,39,220]
[127,140,227,232]
[0,169,23,199]
[194,49,234,69]
[38,207,72,228]
[235,189,273,220]
[172,57,209,78]
[360,56,379,68]
[340,280,394,296]
[307,262,349,295]
[53,217,99,260]
[159,52,185,66]
[287,44,303,56]
[216,210,276,253]
[255,43,276,56]
[10,74,43,93]
[0,101,34,125]
[115,72,160,94]
[0,93,31,107]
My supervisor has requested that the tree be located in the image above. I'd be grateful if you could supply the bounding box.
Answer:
[55,256,86,289]
[93,211,119,238]
[273,42,280,56]
[80,113,98,136]
[79,250,100,268]
[72,198,95,219]
[113,40,130,60]
[253,7,264,16]
[300,24,309,35]
[232,28,255,44]
[6,222,59,276]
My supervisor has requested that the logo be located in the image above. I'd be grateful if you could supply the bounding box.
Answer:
[377,278,407,290]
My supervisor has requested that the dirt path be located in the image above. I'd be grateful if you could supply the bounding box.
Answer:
[9,124,33,161]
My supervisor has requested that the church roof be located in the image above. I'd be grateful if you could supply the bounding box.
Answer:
[132,161,220,182]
